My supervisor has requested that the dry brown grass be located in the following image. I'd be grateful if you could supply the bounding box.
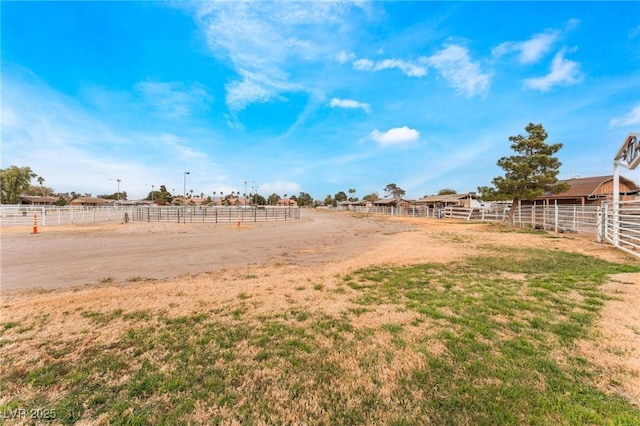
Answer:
[1,213,639,423]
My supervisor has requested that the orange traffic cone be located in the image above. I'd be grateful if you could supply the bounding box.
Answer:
[32,213,38,234]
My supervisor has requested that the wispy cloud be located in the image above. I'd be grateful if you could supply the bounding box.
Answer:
[493,32,558,64]
[193,2,359,112]
[1,73,219,198]
[347,44,490,96]
[492,19,579,64]
[425,45,491,96]
[329,98,370,113]
[370,126,420,147]
[353,58,427,77]
[136,81,212,119]
[523,49,582,91]
[336,49,355,64]
[610,104,640,127]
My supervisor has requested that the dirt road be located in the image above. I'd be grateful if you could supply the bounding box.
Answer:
[0,210,417,293]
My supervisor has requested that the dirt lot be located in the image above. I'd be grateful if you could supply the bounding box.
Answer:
[1,209,639,405]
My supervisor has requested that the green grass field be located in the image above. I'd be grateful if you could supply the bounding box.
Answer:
[2,247,639,425]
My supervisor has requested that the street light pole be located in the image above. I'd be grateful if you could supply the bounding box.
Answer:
[184,171,190,200]
[109,178,121,205]
[244,181,247,206]
[145,184,155,202]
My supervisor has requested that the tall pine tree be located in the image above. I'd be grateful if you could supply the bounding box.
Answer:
[478,123,569,224]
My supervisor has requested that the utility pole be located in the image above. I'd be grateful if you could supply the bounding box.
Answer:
[109,178,122,205]
[183,171,190,200]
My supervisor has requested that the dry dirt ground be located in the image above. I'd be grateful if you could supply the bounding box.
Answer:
[1,209,639,406]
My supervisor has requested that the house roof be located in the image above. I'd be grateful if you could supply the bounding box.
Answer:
[20,195,59,203]
[70,197,112,204]
[539,175,638,199]
[372,197,401,205]
[417,192,475,203]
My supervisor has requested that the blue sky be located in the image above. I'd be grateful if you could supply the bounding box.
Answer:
[2,1,639,201]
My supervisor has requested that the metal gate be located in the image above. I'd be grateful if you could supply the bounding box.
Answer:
[599,200,640,259]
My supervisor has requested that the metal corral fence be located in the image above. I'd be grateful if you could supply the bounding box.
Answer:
[0,205,301,226]
[444,204,600,234]
[348,203,599,233]
[359,201,640,258]
[130,206,300,223]
[600,200,640,258]
[0,205,128,227]
[349,205,441,218]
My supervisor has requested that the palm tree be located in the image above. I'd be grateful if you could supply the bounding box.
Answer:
[37,176,45,196]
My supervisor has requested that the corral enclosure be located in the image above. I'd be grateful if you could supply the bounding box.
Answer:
[130,205,300,223]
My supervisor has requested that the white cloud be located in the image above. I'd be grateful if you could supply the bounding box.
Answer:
[329,98,370,113]
[224,75,277,111]
[610,104,640,127]
[192,2,359,112]
[370,126,420,147]
[353,58,374,71]
[492,20,579,64]
[376,59,427,77]
[336,50,355,64]
[492,32,558,64]
[426,45,491,96]
[523,49,582,91]
[0,74,220,199]
[352,57,426,77]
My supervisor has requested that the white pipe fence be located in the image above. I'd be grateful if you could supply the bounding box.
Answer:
[0,205,301,226]
[600,200,640,258]
[0,205,128,226]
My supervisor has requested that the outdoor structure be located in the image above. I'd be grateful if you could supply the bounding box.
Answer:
[602,132,640,258]
[277,198,298,207]
[528,175,639,206]
[19,195,58,206]
[69,197,113,207]
[371,197,408,209]
[413,192,482,210]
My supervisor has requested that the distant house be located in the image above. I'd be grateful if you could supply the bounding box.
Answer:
[527,175,639,206]
[69,197,113,207]
[413,192,482,210]
[277,198,298,207]
[370,197,410,209]
[20,195,58,206]
[337,200,371,210]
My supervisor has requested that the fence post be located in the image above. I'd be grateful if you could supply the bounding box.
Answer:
[554,203,558,233]
[596,206,603,242]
